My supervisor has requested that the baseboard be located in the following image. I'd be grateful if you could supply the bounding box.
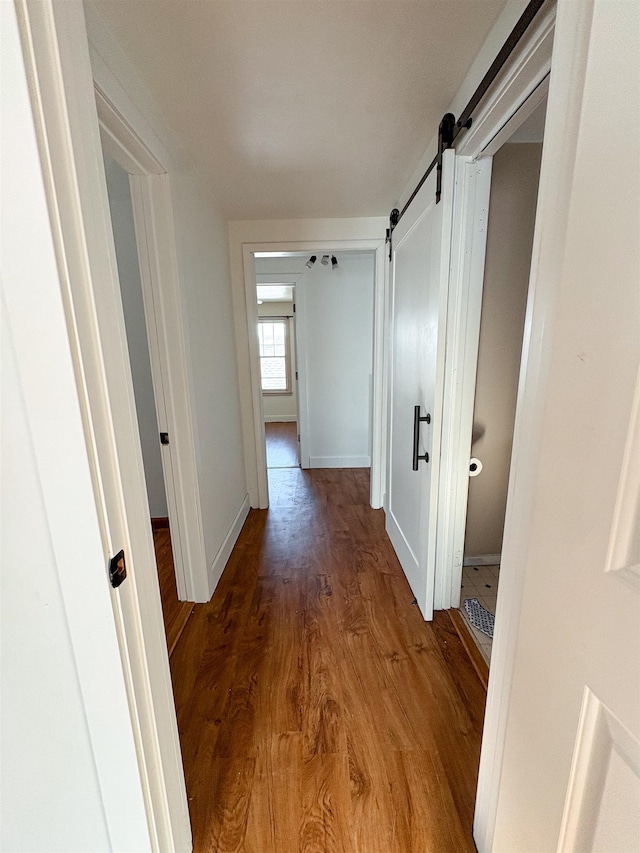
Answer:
[448,609,489,690]
[464,554,501,567]
[309,455,371,468]
[207,494,250,596]
[264,416,297,423]
[151,516,170,530]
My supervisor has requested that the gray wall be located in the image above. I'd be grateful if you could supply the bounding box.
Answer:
[464,143,542,557]
[104,157,168,518]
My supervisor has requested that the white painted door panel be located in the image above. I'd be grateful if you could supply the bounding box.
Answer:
[386,151,454,619]
[478,1,640,850]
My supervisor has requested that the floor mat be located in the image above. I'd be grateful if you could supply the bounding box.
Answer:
[463,597,495,638]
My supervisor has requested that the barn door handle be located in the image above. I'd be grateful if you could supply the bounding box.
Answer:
[412,405,431,470]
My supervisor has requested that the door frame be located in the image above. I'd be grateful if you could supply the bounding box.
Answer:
[472,1,613,847]
[97,87,208,603]
[416,2,557,849]
[416,1,617,849]
[435,0,555,612]
[18,0,192,848]
[241,240,387,509]
[255,271,302,462]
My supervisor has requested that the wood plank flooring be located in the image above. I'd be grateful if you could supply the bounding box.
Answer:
[265,421,299,468]
[170,468,486,852]
[153,527,194,657]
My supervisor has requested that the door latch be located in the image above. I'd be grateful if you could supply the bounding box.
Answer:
[160,432,169,445]
[109,549,127,589]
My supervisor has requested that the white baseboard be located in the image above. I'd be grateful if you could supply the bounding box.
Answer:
[309,455,371,468]
[207,494,250,597]
[264,416,297,423]
[464,553,501,567]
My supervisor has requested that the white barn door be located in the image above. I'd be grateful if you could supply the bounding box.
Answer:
[386,151,454,619]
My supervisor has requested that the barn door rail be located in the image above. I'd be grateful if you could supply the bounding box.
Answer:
[388,0,548,249]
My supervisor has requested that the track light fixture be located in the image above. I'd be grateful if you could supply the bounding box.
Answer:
[305,253,338,271]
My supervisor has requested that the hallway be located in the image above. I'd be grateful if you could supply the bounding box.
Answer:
[265,421,299,469]
[170,468,485,851]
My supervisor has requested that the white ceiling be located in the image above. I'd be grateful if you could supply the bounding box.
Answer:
[87,0,509,220]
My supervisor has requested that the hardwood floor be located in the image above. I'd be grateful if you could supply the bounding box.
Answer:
[170,468,486,852]
[153,527,194,657]
[265,421,299,468]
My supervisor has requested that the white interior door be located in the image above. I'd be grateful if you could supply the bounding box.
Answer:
[386,151,454,619]
[476,0,640,849]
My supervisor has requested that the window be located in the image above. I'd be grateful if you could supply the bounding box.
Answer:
[258,317,291,394]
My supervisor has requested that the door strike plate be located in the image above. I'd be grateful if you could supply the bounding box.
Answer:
[109,549,127,589]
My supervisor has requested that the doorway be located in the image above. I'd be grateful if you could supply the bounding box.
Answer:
[459,100,546,665]
[255,274,301,470]
[103,158,168,526]
[244,246,384,507]
[102,155,194,655]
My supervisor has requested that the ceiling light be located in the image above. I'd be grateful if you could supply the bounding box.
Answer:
[321,254,330,266]
[331,255,338,270]
[305,255,317,269]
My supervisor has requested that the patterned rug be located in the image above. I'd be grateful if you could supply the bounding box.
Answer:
[463,597,495,638]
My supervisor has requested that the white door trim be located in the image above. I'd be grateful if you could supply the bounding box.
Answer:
[94,62,208,606]
[431,4,555,625]
[98,92,203,603]
[434,154,493,611]
[421,0,557,614]
[242,247,269,502]
[18,0,192,848]
[454,2,555,160]
[292,264,310,470]
[371,242,388,507]
[468,1,599,850]
[241,240,387,509]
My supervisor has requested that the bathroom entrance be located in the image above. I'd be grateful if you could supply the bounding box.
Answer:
[459,99,546,666]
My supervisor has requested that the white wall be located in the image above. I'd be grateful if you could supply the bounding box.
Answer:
[103,156,168,518]
[257,301,298,421]
[87,6,248,596]
[299,254,375,467]
[464,143,542,557]
[170,169,248,587]
[1,4,150,846]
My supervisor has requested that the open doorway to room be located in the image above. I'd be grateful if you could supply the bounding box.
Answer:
[254,276,301,470]
[250,249,379,504]
[102,155,194,656]
[458,98,547,666]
